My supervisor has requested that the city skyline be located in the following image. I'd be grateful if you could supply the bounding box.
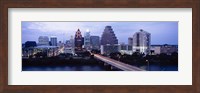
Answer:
[22,22,178,45]
[22,22,178,71]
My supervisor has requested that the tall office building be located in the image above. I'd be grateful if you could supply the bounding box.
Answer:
[128,37,133,45]
[70,35,74,48]
[84,30,91,50]
[133,29,151,54]
[38,36,49,46]
[101,26,118,45]
[74,29,84,50]
[90,36,100,50]
[50,36,57,46]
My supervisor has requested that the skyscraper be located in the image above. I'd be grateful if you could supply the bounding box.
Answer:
[84,30,91,50]
[133,29,151,54]
[70,35,74,48]
[74,29,84,51]
[128,37,133,45]
[38,36,49,46]
[101,26,118,45]
[90,36,100,50]
[50,36,57,46]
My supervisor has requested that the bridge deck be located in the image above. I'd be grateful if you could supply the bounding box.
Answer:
[93,54,145,71]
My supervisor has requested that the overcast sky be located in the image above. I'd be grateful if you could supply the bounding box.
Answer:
[22,21,178,45]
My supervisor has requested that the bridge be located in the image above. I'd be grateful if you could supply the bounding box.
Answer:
[93,54,145,71]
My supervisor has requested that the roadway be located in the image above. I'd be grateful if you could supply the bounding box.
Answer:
[93,54,145,71]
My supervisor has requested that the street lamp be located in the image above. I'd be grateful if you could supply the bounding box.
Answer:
[146,59,150,71]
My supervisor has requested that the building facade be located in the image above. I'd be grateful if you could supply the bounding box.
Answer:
[65,40,71,47]
[70,35,74,48]
[150,44,178,55]
[84,30,91,50]
[132,29,151,54]
[50,36,57,46]
[160,44,178,55]
[64,36,75,54]
[128,37,133,45]
[101,44,133,55]
[25,41,37,48]
[150,45,161,55]
[101,26,118,45]
[100,44,119,55]
[74,29,84,51]
[38,36,49,46]
[90,36,100,50]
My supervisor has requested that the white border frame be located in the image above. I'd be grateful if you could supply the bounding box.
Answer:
[8,8,192,85]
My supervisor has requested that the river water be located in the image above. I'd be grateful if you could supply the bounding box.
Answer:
[22,64,177,71]
[22,65,107,71]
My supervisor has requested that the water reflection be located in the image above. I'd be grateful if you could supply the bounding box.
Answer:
[141,65,178,71]
[22,64,177,71]
[22,65,107,71]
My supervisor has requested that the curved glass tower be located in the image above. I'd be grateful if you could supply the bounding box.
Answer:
[132,29,151,54]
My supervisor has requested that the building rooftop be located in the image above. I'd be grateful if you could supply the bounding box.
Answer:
[50,36,57,38]
[35,45,59,49]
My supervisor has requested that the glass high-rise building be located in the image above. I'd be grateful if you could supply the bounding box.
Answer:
[101,26,118,45]
[90,36,100,50]
[38,36,49,46]
[70,35,74,48]
[133,29,151,54]
[84,30,91,50]
[50,36,57,46]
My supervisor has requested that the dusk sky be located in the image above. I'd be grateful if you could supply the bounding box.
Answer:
[22,22,178,45]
